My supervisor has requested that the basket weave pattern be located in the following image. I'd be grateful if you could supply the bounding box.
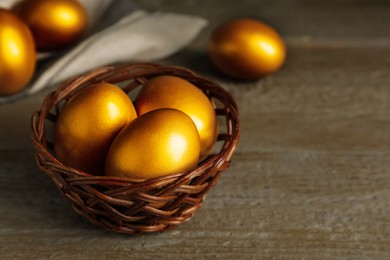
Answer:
[31,63,240,234]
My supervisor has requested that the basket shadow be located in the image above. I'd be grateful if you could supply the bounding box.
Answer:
[0,150,103,233]
[3,151,189,237]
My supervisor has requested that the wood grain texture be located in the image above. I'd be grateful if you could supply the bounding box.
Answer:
[0,0,389,259]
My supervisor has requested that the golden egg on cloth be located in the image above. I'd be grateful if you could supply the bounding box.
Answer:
[209,18,286,79]
[14,0,87,51]
[0,9,36,96]
[54,83,137,175]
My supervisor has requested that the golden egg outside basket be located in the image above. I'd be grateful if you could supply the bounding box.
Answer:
[31,63,240,235]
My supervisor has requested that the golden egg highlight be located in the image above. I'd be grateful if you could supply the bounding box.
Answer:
[14,0,87,51]
[0,9,36,96]
[105,108,201,180]
[209,18,286,79]
[54,83,137,175]
[136,76,218,158]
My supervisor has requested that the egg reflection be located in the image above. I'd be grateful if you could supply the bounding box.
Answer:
[168,134,188,163]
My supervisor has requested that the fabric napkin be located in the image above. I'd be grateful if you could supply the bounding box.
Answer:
[0,0,208,104]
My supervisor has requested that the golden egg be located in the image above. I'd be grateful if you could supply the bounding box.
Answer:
[0,9,36,96]
[209,18,286,79]
[14,0,87,51]
[54,83,137,175]
[105,108,201,180]
[135,76,218,158]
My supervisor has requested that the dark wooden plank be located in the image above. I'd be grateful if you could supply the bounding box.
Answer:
[0,150,389,259]
[133,0,390,42]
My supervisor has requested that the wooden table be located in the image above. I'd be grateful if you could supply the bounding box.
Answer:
[1,0,389,259]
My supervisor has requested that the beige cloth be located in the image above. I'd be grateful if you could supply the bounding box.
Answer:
[0,0,208,103]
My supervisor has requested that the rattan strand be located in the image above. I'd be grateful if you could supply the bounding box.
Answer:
[31,63,240,235]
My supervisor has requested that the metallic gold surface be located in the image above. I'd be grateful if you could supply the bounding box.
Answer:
[135,76,218,158]
[105,109,201,180]
[0,9,35,96]
[15,0,87,51]
[54,83,137,175]
[209,19,286,79]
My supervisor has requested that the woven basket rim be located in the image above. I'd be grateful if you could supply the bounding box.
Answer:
[31,63,240,183]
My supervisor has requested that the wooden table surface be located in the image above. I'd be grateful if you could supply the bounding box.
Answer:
[1,0,389,259]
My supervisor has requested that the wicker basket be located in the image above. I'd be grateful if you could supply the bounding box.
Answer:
[31,63,240,235]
